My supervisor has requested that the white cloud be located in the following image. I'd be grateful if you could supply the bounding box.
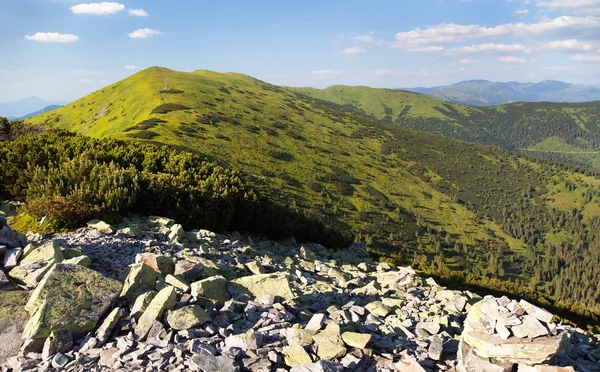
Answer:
[458,58,478,63]
[390,15,599,48]
[128,28,160,39]
[341,46,366,54]
[70,2,125,15]
[311,69,342,75]
[537,0,600,16]
[573,53,600,61]
[79,78,92,84]
[353,33,384,46]
[546,39,594,50]
[128,9,148,16]
[408,45,444,52]
[25,32,78,43]
[515,9,530,14]
[448,43,529,54]
[124,65,138,70]
[498,56,527,63]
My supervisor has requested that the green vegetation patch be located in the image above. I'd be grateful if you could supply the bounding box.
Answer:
[151,103,190,114]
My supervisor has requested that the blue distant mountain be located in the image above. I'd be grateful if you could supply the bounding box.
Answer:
[0,97,66,118]
[404,80,600,106]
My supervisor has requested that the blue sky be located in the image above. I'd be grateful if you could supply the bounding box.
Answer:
[1,0,599,102]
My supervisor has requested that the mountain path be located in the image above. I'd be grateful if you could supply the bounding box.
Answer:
[158,70,168,104]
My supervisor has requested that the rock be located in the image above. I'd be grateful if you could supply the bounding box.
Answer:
[0,270,9,286]
[23,263,121,340]
[166,305,210,330]
[191,275,231,304]
[299,246,317,262]
[229,272,295,300]
[511,315,549,339]
[61,246,82,259]
[393,354,427,372]
[130,291,156,320]
[3,247,22,269]
[225,332,263,350]
[517,366,576,372]
[519,300,554,324]
[149,216,175,227]
[9,240,64,287]
[317,340,347,360]
[134,286,177,340]
[95,307,123,345]
[341,332,371,349]
[116,225,143,237]
[457,339,514,372]
[99,347,119,367]
[165,274,190,292]
[285,327,317,346]
[428,334,444,361]
[42,329,73,359]
[496,324,511,340]
[290,360,344,372]
[174,260,204,282]
[243,357,272,371]
[283,344,313,366]
[51,353,70,369]
[0,224,22,248]
[139,253,175,276]
[87,219,115,234]
[305,313,327,331]
[120,263,159,303]
[190,353,238,372]
[62,255,92,266]
[365,301,390,317]
[246,261,266,275]
[168,223,185,242]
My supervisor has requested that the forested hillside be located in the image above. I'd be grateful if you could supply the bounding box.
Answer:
[295,85,600,171]
[20,67,600,325]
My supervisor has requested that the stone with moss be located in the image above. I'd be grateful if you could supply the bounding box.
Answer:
[9,240,66,288]
[130,291,156,320]
[140,253,175,277]
[120,263,159,303]
[134,286,176,340]
[95,307,123,345]
[165,274,189,292]
[246,261,266,275]
[283,344,313,366]
[228,273,295,300]
[166,305,210,330]
[341,332,371,349]
[22,264,121,340]
[62,255,91,267]
[87,220,115,234]
[316,340,347,360]
[191,275,230,304]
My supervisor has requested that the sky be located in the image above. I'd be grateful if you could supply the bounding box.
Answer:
[1,0,599,102]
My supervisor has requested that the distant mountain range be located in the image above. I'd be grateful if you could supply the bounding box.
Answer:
[0,97,66,119]
[404,80,600,106]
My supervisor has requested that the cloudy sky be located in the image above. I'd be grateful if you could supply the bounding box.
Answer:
[1,0,599,102]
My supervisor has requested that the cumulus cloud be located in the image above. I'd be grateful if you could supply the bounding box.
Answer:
[408,46,444,52]
[128,9,148,16]
[353,33,384,46]
[25,32,79,43]
[70,2,125,15]
[498,56,527,63]
[537,0,600,16]
[128,28,160,39]
[124,65,138,70]
[390,15,599,48]
[546,39,595,50]
[448,43,529,54]
[341,46,366,54]
[458,58,479,63]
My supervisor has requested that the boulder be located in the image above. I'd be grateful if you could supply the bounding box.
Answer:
[228,273,295,300]
[519,300,554,324]
[174,260,204,282]
[130,291,156,320]
[166,305,210,330]
[0,224,24,249]
[22,263,122,340]
[341,332,371,349]
[62,255,91,267]
[165,274,190,292]
[191,275,230,304]
[9,240,64,287]
[134,286,176,340]
[87,219,115,234]
[3,247,22,269]
[290,360,344,372]
[0,270,9,286]
[41,329,73,359]
[225,332,263,350]
[283,344,313,366]
[190,353,238,372]
[95,307,123,345]
[139,253,175,276]
[120,263,159,303]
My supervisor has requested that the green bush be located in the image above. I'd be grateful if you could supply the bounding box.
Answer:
[151,103,190,114]
[26,195,99,229]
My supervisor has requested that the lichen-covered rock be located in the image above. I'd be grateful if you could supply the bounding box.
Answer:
[61,255,91,267]
[130,291,156,320]
[120,263,159,303]
[283,344,313,366]
[174,260,204,282]
[87,220,115,234]
[228,273,295,300]
[341,332,371,349]
[191,275,230,304]
[95,307,123,345]
[190,353,238,372]
[134,286,176,340]
[166,305,210,330]
[8,240,64,287]
[165,274,189,292]
[22,264,121,340]
[139,253,175,277]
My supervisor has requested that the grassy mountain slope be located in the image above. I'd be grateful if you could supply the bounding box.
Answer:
[25,67,600,321]
[294,85,600,171]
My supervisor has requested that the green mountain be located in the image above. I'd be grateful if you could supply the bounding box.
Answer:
[24,67,600,323]
[294,85,600,172]
[405,80,600,106]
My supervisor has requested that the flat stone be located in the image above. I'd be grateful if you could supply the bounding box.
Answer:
[165,274,190,292]
[3,247,22,269]
[139,253,175,277]
[190,353,238,372]
[95,307,123,345]
[283,344,313,366]
[0,270,9,286]
[51,353,70,369]
[305,313,327,331]
[496,324,511,340]
[87,219,115,234]
[191,275,231,304]
[166,305,210,330]
[174,260,204,282]
[341,332,371,349]
[428,334,443,361]
[225,332,263,350]
[9,240,64,287]
[393,354,427,372]
[364,301,390,317]
[228,272,295,300]
[511,315,548,339]
[130,291,156,320]
[23,264,121,340]
[42,329,73,359]
[290,360,344,372]
[135,286,177,340]
[316,340,346,360]
[457,339,514,372]
[517,366,576,372]
[62,255,91,266]
[120,263,159,303]
[246,261,266,275]
[519,300,554,324]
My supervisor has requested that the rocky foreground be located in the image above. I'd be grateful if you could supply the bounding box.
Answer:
[0,215,599,372]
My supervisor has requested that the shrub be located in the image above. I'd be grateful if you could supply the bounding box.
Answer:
[26,195,99,229]
[151,103,190,114]
[127,130,159,139]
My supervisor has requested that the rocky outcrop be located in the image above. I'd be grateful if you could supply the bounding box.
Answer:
[1,216,598,372]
